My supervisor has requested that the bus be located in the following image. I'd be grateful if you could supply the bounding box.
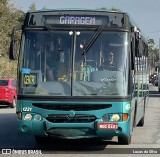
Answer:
[10,9,149,145]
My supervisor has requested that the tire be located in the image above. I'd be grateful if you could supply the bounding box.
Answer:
[137,116,144,127]
[133,101,137,127]
[118,135,131,145]
[137,98,146,127]
[10,98,16,108]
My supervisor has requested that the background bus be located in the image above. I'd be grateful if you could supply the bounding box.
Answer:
[9,9,149,145]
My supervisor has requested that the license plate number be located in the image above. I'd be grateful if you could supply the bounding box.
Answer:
[98,122,118,130]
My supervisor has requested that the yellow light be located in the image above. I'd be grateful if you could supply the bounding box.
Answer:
[122,114,128,121]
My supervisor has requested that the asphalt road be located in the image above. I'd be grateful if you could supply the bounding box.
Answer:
[0,84,160,156]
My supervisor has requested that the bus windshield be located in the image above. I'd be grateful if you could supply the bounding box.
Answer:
[20,29,129,96]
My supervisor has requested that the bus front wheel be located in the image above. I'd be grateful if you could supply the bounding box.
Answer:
[137,116,144,126]
[118,135,131,145]
[137,98,146,127]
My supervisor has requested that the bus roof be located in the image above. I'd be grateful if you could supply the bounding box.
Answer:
[24,9,127,28]
[24,8,146,41]
[27,8,126,14]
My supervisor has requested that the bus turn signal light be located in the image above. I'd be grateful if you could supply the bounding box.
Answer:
[122,114,128,121]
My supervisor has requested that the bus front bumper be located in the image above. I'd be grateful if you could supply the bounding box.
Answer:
[18,119,131,139]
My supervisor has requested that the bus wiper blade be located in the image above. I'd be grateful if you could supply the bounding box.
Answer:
[90,93,98,95]
[45,25,54,32]
[81,26,104,55]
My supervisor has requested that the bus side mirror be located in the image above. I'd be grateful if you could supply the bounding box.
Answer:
[9,25,22,60]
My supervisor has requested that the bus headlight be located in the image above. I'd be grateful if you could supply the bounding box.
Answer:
[34,114,42,121]
[102,114,109,121]
[111,114,120,121]
[24,114,32,120]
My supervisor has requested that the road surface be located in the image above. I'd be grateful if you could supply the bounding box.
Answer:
[0,84,160,156]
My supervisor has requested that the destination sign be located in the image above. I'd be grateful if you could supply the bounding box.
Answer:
[27,12,125,27]
[59,16,96,25]
[43,15,109,25]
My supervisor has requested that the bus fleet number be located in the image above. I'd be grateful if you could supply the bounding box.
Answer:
[24,75,36,85]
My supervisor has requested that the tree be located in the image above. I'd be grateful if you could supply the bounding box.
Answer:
[29,2,36,11]
[110,7,122,12]
[0,0,8,5]
[0,1,25,78]
[17,10,25,23]
[42,6,48,10]
[98,7,109,11]
[148,38,155,49]
[0,2,25,54]
[97,7,122,12]
[147,38,159,68]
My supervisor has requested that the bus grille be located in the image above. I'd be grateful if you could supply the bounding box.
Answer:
[46,114,97,123]
[32,103,112,111]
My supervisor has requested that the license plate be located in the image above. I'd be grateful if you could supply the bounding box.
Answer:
[98,122,118,130]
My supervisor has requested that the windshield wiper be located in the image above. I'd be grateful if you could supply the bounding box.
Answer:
[81,26,104,55]
[45,25,54,32]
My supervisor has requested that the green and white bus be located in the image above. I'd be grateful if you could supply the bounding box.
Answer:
[10,9,149,145]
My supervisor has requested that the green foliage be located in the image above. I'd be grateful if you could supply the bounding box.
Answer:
[29,2,36,11]
[97,7,122,12]
[147,38,159,68]
[98,7,109,11]
[0,0,8,5]
[0,0,25,78]
[17,11,25,23]
[42,6,48,10]
[110,7,122,12]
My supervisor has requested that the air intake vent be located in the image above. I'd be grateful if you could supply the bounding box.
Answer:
[32,103,112,111]
[46,114,97,123]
